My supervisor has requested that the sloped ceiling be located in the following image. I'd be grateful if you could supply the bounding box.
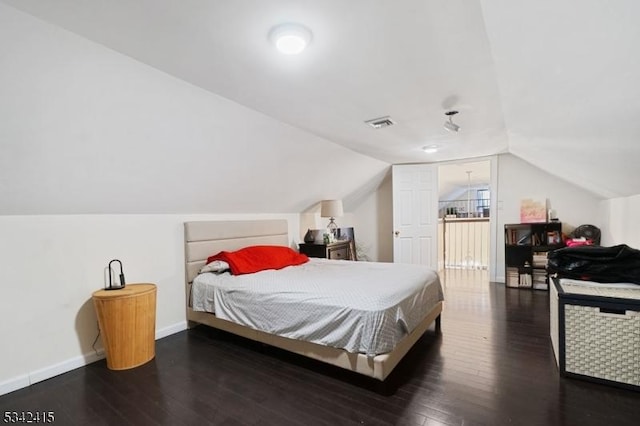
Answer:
[439,160,490,200]
[482,0,640,198]
[0,3,388,215]
[2,0,639,203]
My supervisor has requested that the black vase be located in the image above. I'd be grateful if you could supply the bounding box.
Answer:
[304,229,315,243]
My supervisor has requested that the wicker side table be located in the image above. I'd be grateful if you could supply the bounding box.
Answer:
[92,283,157,370]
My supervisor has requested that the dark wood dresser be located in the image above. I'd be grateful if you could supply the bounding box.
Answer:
[299,240,352,260]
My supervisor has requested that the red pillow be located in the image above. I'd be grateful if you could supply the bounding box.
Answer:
[207,245,309,275]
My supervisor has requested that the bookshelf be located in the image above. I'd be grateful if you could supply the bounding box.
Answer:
[504,222,563,290]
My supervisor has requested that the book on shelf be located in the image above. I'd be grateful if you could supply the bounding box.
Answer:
[532,252,548,267]
[519,273,532,288]
[506,228,533,245]
[532,269,546,278]
[506,229,519,244]
[533,281,549,290]
[531,232,544,246]
[532,271,546,281]
[532,269,547,289]
[506,267,520,288]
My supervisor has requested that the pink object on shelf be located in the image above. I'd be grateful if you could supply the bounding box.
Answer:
[565,238,593,247]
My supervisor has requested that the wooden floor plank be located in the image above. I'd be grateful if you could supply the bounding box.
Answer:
[1,269,639,425]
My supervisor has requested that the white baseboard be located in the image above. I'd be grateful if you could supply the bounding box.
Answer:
[0,349,106,397]
[29,349,106,386]
[0,374,30,397]
[0,320,188,397]
[156,320,188,340]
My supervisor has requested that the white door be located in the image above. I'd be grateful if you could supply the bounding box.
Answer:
[392,164,438,267]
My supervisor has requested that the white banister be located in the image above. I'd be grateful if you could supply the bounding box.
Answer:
[439,218,490,270]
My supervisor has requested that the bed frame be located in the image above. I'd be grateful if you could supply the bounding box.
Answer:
[184,219,442,381]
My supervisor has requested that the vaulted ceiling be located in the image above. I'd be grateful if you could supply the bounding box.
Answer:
[3,0,640,199]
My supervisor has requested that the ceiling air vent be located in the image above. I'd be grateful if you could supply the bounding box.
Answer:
[365,116,395,129]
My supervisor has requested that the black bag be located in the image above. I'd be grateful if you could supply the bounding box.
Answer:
[547,244,640,284]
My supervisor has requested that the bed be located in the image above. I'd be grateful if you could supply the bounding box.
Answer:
[184,219,443,381]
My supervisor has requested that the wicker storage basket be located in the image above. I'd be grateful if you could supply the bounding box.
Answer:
[550,278,640,391]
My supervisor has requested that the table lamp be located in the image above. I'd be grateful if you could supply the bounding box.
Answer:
[320,200,343,238]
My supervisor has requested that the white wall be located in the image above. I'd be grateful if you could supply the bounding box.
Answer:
[600,195,640,248]
[494,154,604,281]
[0,4,388,216]
[351,171,393,262]
[0,4,389,395]
[356,153,605,276]
[297,169,393,263]
[0,213,300,395]
[1,1,625,396]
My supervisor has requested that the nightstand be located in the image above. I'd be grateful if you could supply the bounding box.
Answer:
[299,240,353,260]
[92,283,157,370]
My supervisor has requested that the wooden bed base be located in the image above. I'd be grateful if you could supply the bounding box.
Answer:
[184,219,442,381]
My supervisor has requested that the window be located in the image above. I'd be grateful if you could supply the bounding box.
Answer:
[477,189,490,215]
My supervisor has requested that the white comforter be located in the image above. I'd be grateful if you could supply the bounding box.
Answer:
[192,258,443,356]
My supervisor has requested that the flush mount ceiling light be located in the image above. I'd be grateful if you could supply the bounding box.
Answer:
[269,23,312,55]
[444,110,461,132]
[422,145,439,154]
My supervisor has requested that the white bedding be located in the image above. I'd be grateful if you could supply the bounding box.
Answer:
[192,258,443,356]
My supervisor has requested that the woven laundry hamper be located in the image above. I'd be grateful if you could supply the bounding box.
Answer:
[550,278,640,391]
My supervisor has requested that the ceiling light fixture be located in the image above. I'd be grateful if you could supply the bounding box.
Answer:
[422,145,439,154]
[269,23,312,55]
[444,110,461,132]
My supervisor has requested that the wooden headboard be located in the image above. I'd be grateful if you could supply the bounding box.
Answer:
[183,219,289,285]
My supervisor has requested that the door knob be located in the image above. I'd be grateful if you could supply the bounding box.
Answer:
[394,231,400,237]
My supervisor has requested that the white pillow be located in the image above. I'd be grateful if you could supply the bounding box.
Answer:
[199,260,230,274]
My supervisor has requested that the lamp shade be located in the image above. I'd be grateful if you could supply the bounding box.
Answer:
[320,200,343,218]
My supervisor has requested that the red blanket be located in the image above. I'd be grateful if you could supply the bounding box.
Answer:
[207,245,309,275]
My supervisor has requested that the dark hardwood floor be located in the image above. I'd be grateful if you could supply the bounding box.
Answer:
[2,269,638,425]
